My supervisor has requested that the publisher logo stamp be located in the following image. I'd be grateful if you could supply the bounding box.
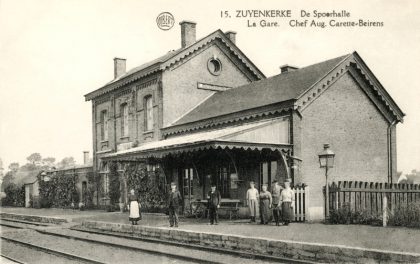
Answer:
[156,12,175,31]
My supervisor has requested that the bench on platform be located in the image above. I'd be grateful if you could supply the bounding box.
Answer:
[219,199,240,220]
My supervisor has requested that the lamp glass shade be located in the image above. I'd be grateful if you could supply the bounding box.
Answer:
[318,144,335,168]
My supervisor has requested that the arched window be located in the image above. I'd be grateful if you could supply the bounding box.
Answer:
[144,96,154,131]
[121,103,129,137]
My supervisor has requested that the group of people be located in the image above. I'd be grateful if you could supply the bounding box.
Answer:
[247,179,295,226]
[127,179,295,227]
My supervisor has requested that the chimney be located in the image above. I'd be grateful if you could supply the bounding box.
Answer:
[113,58,126,79]
[225,31,237,44]
[83,151,89,165]
[280,64,299,74]
[180,21,196,48]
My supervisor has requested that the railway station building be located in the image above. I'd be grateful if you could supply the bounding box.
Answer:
[84,21,404,220]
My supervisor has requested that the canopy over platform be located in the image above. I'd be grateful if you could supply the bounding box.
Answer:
[102,118,292,161]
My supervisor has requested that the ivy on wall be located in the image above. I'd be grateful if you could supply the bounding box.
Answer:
[86,171,99,208]
[125,163,166,212]
[38,172,78,208]
[108,162,120,204]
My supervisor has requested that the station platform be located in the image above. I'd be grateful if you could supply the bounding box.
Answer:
[1,207,420,263]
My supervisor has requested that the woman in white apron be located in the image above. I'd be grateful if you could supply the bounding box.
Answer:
[128,189,141,225]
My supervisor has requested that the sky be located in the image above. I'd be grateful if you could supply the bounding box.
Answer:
[0,0,419,174]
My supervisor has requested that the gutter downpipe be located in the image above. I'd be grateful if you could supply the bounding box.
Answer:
[387,120,397,184]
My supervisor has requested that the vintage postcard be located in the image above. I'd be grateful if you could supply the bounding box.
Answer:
[1,0,419,263]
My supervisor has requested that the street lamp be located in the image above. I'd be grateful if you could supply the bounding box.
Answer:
[318,143,335,219]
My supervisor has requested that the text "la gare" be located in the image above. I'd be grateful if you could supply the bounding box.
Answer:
[247,19,279,27]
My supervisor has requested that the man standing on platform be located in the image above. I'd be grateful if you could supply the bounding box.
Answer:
[246,181,259,223]
[167,182,182,228]
[271,180,283,226]
[207,184,221,225]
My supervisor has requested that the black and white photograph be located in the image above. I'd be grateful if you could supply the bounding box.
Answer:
[1,0,419,263]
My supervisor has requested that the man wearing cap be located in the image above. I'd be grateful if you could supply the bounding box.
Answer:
[167,182,182,227]
[246,181,259,222]
[271,180,283,226]
[207,184,221,225]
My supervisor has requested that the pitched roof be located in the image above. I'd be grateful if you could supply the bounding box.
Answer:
[106,49,183,86]
[17,170,41,185]
[172,54,350,126]
[84,30,265,101]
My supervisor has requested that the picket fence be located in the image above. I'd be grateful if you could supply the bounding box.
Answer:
[327,181,420,216]
[293,184,308,222]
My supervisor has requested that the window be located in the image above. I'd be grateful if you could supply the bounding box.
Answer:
[104,174,109,195]
[100,110,108,141]
[183,168,194,197]
[217,166,230,198]
[121,103,129,137]
[99,162,109,195]
[260,161,278,190]
[207,58,222,75]
[144,96,154,131]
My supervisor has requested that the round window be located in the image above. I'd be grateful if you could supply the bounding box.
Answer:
[207,58,222,75]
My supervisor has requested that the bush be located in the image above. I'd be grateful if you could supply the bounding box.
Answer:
[329,203,382,226]
[1,183,25,207]
[388,202,420,228]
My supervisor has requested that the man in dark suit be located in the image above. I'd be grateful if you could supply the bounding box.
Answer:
[207,184,221,225]
[167,182,182,227]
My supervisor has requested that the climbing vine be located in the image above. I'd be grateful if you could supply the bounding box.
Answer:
[125,163,167,212]
[108,162,120,205]
[38,172,78,208]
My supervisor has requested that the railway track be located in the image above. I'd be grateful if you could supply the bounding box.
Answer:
[0,219,314,264]
[1,236,103,264]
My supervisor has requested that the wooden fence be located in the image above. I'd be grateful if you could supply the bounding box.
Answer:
[293,184,308,222]
[327,181,420,217]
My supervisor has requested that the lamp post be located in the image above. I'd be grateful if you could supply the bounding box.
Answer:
[318,143,335,219]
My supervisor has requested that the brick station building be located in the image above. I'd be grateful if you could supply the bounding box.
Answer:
[84,21,404,220]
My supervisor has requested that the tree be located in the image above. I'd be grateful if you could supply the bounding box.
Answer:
[57,157,76,169]
[8,162,19,173]
[1,171,15,191]
[41,157,56,169]
[27,153,42,165]
[0,158,3,183]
